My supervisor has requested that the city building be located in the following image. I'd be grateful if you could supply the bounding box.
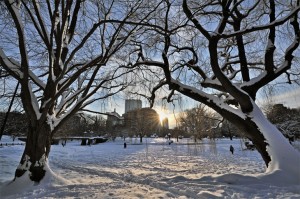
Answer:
[106,109,124,128]
[162,117,169,129]
[125,99,142,113]
[123,108,160,136]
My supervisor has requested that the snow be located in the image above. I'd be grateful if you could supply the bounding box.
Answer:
[171,78,247,119]
[106,111,123,119]
[266,39,275,50]
[250,103,300,181]
[202,78,222,86]
[0,136,300,198]
[28,82,42,119]
[241,71,267,87]
[0,48,24,78]
[16,154,31,171]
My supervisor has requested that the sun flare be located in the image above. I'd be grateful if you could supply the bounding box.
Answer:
[157,110,168,122]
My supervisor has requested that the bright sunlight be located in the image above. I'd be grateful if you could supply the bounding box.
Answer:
[156,109,168,123]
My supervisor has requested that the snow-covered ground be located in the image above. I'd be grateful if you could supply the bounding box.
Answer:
[0,135,300,198]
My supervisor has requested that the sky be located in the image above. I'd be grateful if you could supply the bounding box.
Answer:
[87,85,300,129]
[87,92,198,129]
[268,87,300,108]
[1,81,298,129]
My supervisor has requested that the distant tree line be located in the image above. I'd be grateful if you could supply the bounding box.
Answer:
[0,111,27,137]
[2,103,299,141]
[266,104,300,139]
[176,104,240,141]
[0,112,107,138]
[176,103,300,141]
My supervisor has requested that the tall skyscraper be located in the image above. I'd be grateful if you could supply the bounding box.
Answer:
[162,117,169,129]
[125,99,142,113]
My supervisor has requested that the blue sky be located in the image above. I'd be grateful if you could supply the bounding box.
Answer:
[267,87,300,109]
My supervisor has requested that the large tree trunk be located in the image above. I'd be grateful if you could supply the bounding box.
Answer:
[225,102,300,178]
[226,114,271,166]
[139,133,143,143]
[15,121,52,182]
[248,104,300,176]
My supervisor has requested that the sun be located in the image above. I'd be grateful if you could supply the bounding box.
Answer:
[157,110,168,122]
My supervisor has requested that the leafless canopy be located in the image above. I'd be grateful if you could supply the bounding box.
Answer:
[127,0,300,115]
[0,0,160,134]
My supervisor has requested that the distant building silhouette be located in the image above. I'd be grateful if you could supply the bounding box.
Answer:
[125,99,142,113]
[123,108,160,136]
[162,117,169,129]
[106,109,123,128]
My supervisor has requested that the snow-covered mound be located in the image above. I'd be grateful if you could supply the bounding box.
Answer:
[1,136,299,198]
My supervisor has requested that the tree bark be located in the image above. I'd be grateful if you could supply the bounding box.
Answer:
[221,102,299,171]
[15,121,52,182]
[139,134,143,143]
[171,80,299,170]
[226,114,271,166]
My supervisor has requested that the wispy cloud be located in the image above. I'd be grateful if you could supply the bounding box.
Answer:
[271,87,300,108]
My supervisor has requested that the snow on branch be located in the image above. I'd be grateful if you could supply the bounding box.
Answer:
[242,8,299,91]
[55,89,72,113]
[28,82,41,119]
[55,87,87,114]
[0,49,23,79]
[28,70,46,89]
[170,78,246,119]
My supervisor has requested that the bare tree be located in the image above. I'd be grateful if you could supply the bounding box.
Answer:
[0,111,27,136]
[128,0,300,178]
[0,0,158,182]
[266,104,300,139]
[178,104,215,141]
